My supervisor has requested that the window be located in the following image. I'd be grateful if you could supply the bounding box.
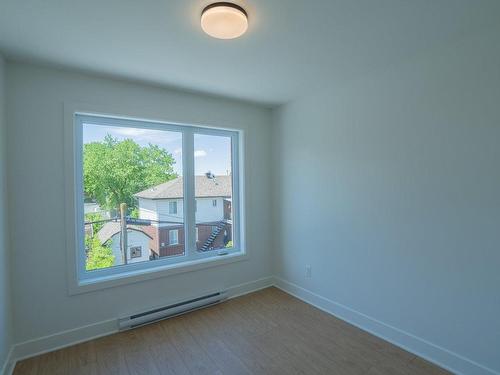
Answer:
[130,246,142,258]
[195,134,235,251]
[73,113,243,288]
[169,229,179,245]
[169,201,177,215]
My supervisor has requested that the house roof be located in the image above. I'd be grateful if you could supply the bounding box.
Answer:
[97,221,153,244]
[134,175,231,200]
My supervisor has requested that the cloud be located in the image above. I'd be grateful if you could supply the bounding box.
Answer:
[112,128,149,137]
[194,150,207,158]
[109,127,182,145]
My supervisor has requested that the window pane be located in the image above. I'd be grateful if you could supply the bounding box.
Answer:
[194,134,233,252]
[82,122,185,271]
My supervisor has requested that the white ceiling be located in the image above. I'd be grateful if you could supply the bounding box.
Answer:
[0,0,498,106]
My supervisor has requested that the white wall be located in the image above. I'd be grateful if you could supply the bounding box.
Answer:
[155,198,226,224]
[156,199,184,225]
[0,55,12,372]
[139,197,226,226]
[195,197,223,223]
[272,24,500,375]
[110,230,151,266]
[6,62,273,346]
[137,197,158,222]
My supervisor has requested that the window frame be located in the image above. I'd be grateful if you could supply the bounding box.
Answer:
[168,201,178,215]
[168,229,179,245]
[65,107,246,295]
[130,246,142,259]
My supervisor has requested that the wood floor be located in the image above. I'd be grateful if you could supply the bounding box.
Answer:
[14,287,451,375]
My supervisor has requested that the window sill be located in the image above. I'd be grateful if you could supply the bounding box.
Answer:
[68,251,248,295]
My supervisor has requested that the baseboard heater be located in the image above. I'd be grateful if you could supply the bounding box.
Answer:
[118,290,228,330]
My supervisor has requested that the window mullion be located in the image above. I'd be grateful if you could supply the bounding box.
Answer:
[182,128,196,256]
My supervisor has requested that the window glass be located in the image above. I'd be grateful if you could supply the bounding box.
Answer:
[82,122,184,271]
[169,229,179,245]
[130,246,142,259]
[78,114,240,281]
[194,134,234,252]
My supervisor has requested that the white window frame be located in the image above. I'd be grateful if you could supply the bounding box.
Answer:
[64,107,246,295]
[195,227,199,242]
[169,201,178,215]
[169,229,179,245]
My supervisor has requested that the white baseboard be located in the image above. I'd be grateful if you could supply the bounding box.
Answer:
[7,276,498,375]
[274,277,499,375]
[1,346,15,375]
[7,276,275,371]
[226,276,274,299]
[11,318,117,367]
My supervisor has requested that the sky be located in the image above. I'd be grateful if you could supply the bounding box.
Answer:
[83,123,232,176]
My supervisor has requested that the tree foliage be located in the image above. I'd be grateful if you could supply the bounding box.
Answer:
[84,212,105,236]
[85,236,115,271]
[83,135,177,211]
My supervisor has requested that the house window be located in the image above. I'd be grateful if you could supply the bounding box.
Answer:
[169,229,179,245]
[130,246,142,259]
[73,113,243,290]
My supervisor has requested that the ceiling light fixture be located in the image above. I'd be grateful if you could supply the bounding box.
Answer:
[201,2,248,40]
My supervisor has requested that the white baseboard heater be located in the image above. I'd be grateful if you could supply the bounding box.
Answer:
[119,290,228,330]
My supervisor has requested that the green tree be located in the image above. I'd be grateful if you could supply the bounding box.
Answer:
[83,135,177,212]
[85,236,115,271]
[84,212,105,236]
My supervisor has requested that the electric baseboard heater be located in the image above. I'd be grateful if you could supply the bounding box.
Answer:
[118,290,228,330]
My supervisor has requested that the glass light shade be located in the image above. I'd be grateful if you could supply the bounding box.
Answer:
[201,3,248,39]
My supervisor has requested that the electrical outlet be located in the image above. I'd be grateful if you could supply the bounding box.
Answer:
[305,265,312,278]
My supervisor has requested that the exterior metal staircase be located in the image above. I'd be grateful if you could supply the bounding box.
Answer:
[200,222,226,252]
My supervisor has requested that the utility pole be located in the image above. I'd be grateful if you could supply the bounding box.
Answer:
[120,203,128,265]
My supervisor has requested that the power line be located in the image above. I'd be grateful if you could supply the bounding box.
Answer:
[84,217,184,226]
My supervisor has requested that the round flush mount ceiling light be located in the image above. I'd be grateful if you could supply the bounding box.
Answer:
[201,2,248,39]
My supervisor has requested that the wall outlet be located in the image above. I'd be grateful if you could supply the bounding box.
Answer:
[305,265,312,278]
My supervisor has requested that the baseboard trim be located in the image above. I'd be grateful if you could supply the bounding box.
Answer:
[8,276,497,375]
[1,346,15,375]
[11,318,117,367]
[7,276,275,370]
[274,277,499,375]
[226,276,274,299]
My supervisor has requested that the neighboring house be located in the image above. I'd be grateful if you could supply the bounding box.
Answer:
[84,201,110,218]
[97,222,153,266]
[135,175,233,257]
[93,175,233,263]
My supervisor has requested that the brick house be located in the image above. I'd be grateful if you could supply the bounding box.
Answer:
[134,175,233,258]
[95,175,233,263]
